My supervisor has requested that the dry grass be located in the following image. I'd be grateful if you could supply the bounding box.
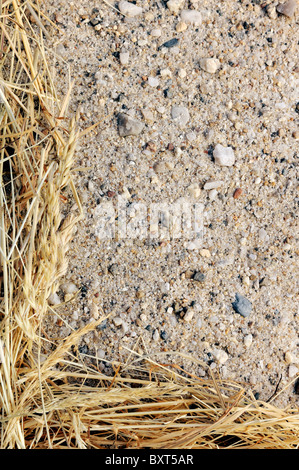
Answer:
[0,0,298,449]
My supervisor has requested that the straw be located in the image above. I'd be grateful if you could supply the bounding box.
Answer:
[0,0,298,449]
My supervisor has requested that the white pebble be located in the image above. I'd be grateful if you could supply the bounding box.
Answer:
[167,0,185,14]
[47,292,61,306]
[199,57,220,74]
[288,364,299,378]
[148,76,160,87]
[183,308,195,322]
[186,182,201,198]
[285,351,295,364]
[244,334,253,348]
[180,9,202,24]
[152,329,160,341]
[118,1,143,17]
[178,68,187,79]
[113,316,123,327]
[151,28,162,37]
[119,51,129,65]
[212,348,229,365]
[203,180,223,190]
[199,248,211,257]
[213,144,235,166]
[60,281,78,295]
[208,189,218,200]
[171,105,190,127]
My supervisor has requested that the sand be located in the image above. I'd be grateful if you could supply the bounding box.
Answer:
[42,0,298,407]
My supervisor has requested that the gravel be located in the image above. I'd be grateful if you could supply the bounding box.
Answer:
[43,0,299,408]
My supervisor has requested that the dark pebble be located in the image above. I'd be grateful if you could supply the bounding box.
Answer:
[193,272,205,282]
[160,330,167,340]
[159,38,179,49]
[232,293,252,317]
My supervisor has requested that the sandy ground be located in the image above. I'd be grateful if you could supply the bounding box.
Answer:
[42,0,298,407]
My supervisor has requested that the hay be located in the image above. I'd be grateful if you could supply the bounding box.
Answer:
[0,0,298,449]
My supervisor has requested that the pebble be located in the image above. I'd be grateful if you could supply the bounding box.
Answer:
[276,0,297,18]
[180,9,202,25]
[288,364,299,378]
[213,144,235,167]
[186,182,201,198]
[119,51,130,65]
[148,76,160,87]
[151,28,162,37]
[266,4,278,19]
[47,292,61,305]
[118,1,143,18]
[199,58,220,74]
[171,105,190,127]
[233,188,243,199]
[183,308,194,322]
[60,281,78,295]
[285,351,296,364]
[176,21,187,32]
[117,113,144,136]
[232,293,252,317]
[167,0,185,14]
[208,189,218,200]
[199,248,211,258]
[193,271,205,282]
[160,38,179,49]
[244,334,253,348]
[203,180,223,190]
[152,329,160,341]
[212,348,229,365]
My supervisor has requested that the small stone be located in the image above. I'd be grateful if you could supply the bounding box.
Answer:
[180,9,202,24]
[193,271,205,282]
[119,51,129,65]
[152,329,160,341]
[160,38,179,49]
[208,189,218,200]
[148,76,160,87]
[213,144,235,166]
[266,4,278,19]
[145,141,157,152]
[233,188,243,199]
[141,108,154,122]
[244,334,253,348]
[199,57,220,74]
[117,113,144,136]
[47,292,61,306]
[232,293,252,317]
[113,316,123,327]
[285,351,295,364]
[199,248,211,258]
[90,302,99,320]
[118,1,143,17]
[151,28,162,37]
[167,0,185,14]
[212,348,229,365]
[277,0,297,18]
[60,281,78,295]
[203,180,223,190]
[183,308,195,322]
[176,21,187,32]
[292,130,299,139]
[288,364,299,378]
[171,105,190,127]
[186,182,201,198]
[178,68,187,79]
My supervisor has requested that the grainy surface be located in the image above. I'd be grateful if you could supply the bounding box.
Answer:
[43,0,298,407]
